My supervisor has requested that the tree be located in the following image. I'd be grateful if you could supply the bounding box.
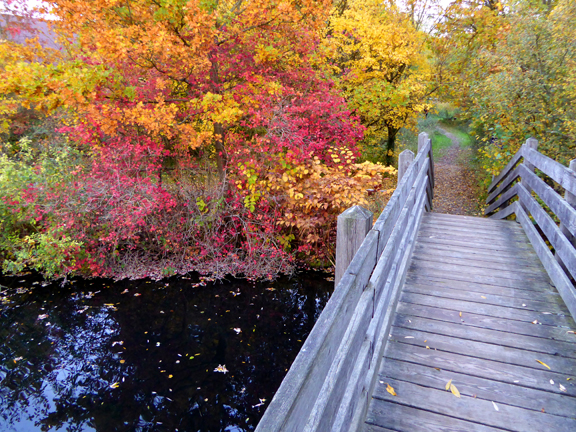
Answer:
[322,0,436,165]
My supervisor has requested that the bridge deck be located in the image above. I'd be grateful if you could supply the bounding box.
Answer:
[364,212,576,431]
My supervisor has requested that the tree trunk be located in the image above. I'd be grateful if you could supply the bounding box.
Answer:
[384,126,399,166]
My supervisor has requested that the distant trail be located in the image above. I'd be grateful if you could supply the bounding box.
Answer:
[432,127,481,216]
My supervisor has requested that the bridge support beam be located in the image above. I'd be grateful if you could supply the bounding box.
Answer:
[335,206,373,286]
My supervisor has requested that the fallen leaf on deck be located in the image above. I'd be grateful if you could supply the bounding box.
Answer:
[404,336,414,339]
[459,312,462,317]
[536,360,551,370]
[445,379,452,390]
[492,401,499,411]
[450,383,461,398]
[386,384,397,396]
[559,384,567,392]
[550,379,555,385]
[481,296,486,299]
[532,320,539,324]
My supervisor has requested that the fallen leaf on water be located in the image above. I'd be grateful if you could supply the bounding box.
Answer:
[492,401,499,411]
[450,383,461,398]
[386,384,397,396]
[536,360,551,370]
[214,364,228,374]
[134,293,141,297]
[559,384,567,392]
[445,379,452,390]
[119,360,125,364]
[110,382,120,389]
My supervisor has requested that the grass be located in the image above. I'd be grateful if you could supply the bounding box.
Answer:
[430,130,453,159]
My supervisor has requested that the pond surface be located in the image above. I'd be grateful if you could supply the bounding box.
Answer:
[0,270,333,431]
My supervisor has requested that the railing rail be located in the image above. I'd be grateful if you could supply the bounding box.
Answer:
[256,133,434,432]
[485,139,576,319]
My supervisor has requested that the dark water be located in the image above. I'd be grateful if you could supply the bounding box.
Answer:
[0,271,333,432]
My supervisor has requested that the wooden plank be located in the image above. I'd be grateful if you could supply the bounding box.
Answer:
[520,164,576,236]
[486,165,521,204]
[405,274,561,302]
[403,283,569,314]
[371,378,576,431]
[418,225,529,244]
[385,342,576,396]
[424,212,516,227]
[373,153,428,256]
[412,243,542,267]
[400,292,576,327]
[524,147,576,196]
[485,183,519,215]
[489,201,518,220]
[487,147,524,194]
[412,251,547,276]
[393,314,576,358]
[255,231,378,432]
[396,302,576,343]
[409,260,550,283]
[405,267,555,291]
[515,201,576,321]
[332,183,428,432]
[420,217,524,234]
[415,235,534,254]
[391,326,576,373]
[365,399,500,432]
[377,358,576,418]
[304,170,428,431]
[517,183,576,282]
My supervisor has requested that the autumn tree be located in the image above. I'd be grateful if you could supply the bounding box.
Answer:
[322,0,436,165]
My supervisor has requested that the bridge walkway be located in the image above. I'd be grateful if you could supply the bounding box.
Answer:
[364,212,576,431]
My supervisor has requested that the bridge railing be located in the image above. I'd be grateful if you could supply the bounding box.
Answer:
[256,133,434,432]
[486,139,576,318]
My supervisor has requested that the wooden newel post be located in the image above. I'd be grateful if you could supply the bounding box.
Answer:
[398,150,415,183]
[417,132,428,153]
[418,132,433,210]
[518,138,538,212]
[335,205,373,286]
[557,159,576,269]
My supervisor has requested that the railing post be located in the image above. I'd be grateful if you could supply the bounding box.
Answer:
[335,205,373,286]
[518,138,538,213]
[557,159,576,269]
[418,132,433,211]
[398,149,415,183]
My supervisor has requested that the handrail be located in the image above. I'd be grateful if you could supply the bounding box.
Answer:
[256,133,434,432]
[485,140,576,319]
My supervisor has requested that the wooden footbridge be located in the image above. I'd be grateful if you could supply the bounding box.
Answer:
[256,133,576,432]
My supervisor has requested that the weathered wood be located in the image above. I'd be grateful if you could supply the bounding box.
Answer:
[485,183,518,215]
[422,216,524,234]
[520,138,538,203]
[405,275,560,302]
[524,146,576,196]
[409,259,550,283]
[335,206,373,286]
[519,164,576,237]
[397,149,414,183]
[418,132,433,209]
[423,212,516,226]
[514,203,576,321]
[487,146,524,194]
[400,292,575,327]
[371,377,576,431]
[391,325,576,373]
[332,175,429,432]
[385,342,576,396]
[488,199,518,220]
[256,230,378,432]
[412,243,542,267]
[396,302,576,342]
[403,283,569,314]
[486,165,521,205]
[377,357,576,418]
[393,314,576,358]
[418,226,532,247]
[411,252,546,276]
[517,183,576,282]
[558,159,576,270]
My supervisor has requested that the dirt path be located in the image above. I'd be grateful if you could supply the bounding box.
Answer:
[432,127,482,216]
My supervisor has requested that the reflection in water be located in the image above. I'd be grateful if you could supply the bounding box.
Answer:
[0,271,333,431]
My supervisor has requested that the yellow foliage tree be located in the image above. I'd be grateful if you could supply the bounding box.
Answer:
[322,0,436,164]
